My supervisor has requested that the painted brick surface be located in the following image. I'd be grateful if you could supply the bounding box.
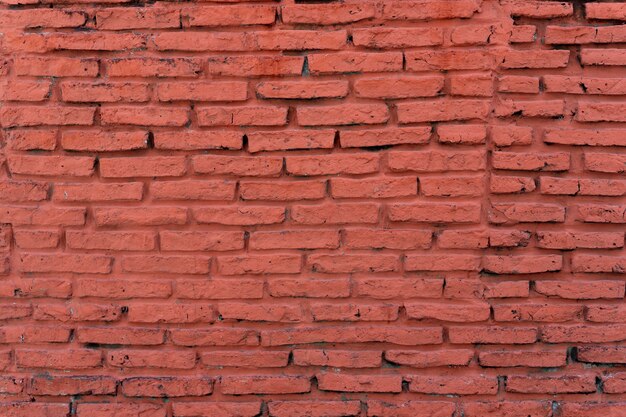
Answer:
[0,0,626,415]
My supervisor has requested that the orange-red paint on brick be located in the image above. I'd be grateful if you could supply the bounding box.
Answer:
[0,0,626,415]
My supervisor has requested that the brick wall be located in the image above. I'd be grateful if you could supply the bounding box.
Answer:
[1,0,626,416]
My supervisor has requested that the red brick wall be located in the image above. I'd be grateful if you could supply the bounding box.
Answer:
[1,0,625,415]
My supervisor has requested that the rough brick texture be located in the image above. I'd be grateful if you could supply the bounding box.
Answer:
[0,0,625,415]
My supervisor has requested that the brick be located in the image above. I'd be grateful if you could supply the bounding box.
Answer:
[0,80,50,101]
[207,55,303,76]
[437,125,487,145]
[317,373,401,393]
[354,76,444,98]
[127,304,214,324]
[218,254,301,275]
[491,125,533,147]
[240,180,326,201]
[13,57,98,77]
[385,349,474,367]
[268,278,350,299]
[96,7,180,29]
[187,5,275,26]
[257,81,348,99]
[367,400,456,417]
[282,4,375,25]
[493,304,582,322]
[308,52,403,74]
[508,1,573,18]
[340,127,431,148]
[201,351,288,368]
[157,81,247,102]
[262,326,443,347]
[100,107,189,126]
[353,27,443,48]
[269,401,361,417]
[420,176,484,196]
[409,375,498,395]
[61,82,150,103]
[397,100,490,123]
[94,207,187,226]
[586,3,626,20]
[344,229,431,250]
[388,150,486,172]
[66,231,155,251]
[122,377,212,397]
[506,375,595,394]
[100,156,186,178]
[54,183,143,202]
[61,130,148,151]
[405,301,489,321]
[4,130,57,151]
[193,206,285,226]
[29,376,116,396]
[122,255,210,275]
[388,203,481,223]
[250,230,339,250]
[382,0,480,20]
[151,180,235,201]
[154,131,242,150]
[308,254,398,273]
[219,303,303,322]
[172,402,261,417]
[405,50,497,71]
[293,349,381,368]
[160,231,244,251]
[580,48,626,66]
[577,102,626,122]
[462,401,552,417]
[501,50,570,68]
[298,104,389,126]
[19,254,112,274]
[449,74,493,97]
[76,403,166,417]
[449,326,538,344]
[1,106,95,127]
[74,279,172,299]
[107,57,202,77]
[490,203,565,224]
[176,278,262,300]
[16,349,101,369]
[197,106,288,126]
[331,177,416,199]
[482,255,562,274]
[478,350,566,368]
[221,375,310,395]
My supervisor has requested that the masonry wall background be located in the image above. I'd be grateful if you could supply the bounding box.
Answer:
[0,0,625,416]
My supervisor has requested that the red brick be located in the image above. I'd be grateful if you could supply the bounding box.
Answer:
[354,76,443,99]
[385,349,473,367]
[96,7,179,29]
[207,55,304,76]
[397,99,490,123]
[158,81,247,102]
[100,107,189,126]
[154,131,242,150]
[201,351,288,368]
[29,376,116,396]
[172,402,261,417]
[257,80,347,100]
[122,377,212,397]
[409,375,497,395]
[107,57,202,77]
[16,349,101,369]
[340,127,431,148]
[187,5,275,26]
[317,373,401,393]
[308,52,402,74]
[353,27,443,48]
[269,401,361,417]
[61,82,150,103]
[221,375,310,395]
[282,3,375,25]
[383,1,480,20]
[367,400,456,417]
[193,206,285,226]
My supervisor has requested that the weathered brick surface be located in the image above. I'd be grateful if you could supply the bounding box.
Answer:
[0,0,625,414]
